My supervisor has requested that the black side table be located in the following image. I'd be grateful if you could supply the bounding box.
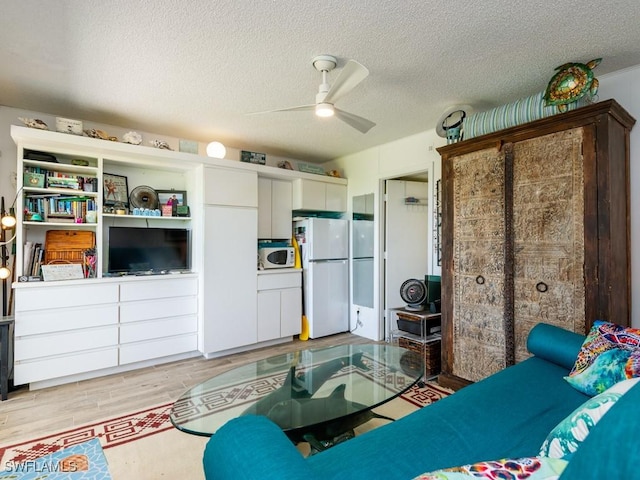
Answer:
[0,316,14,401]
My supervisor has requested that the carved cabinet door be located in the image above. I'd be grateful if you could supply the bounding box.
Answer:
[512,129,586,362]
[450,147,507,382]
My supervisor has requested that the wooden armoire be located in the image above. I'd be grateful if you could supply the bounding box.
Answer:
[437,100,635,390]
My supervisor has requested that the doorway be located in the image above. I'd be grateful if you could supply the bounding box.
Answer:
[381,175,430,340]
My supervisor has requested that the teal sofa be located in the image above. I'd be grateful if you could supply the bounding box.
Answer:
[203,323,640,479]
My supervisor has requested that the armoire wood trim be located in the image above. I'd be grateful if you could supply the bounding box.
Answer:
[503,142,515,368]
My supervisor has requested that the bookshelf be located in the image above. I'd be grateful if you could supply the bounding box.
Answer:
[11,125,200,281]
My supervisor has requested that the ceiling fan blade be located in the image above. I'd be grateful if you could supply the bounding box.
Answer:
[334,107,376,134]
[323,60,369,104]
[247,104,315,115]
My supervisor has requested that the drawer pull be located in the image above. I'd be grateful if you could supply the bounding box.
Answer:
[476,275,485,285]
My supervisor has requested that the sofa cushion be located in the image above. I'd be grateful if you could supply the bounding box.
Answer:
[527,323,586,371]
[303,355,587,479]
[558,380,640,479]
[413,457,568,480]
[565,320,640,396]
[539,377,640,459]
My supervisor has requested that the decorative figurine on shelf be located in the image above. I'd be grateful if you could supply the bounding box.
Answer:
[150,139,173,150]
[84,128,118,141]
[544,58,601,112]
[18,117,48,130]
[122,131,142,145]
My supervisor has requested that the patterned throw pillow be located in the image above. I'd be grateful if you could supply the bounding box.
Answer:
[413,457,568,480]
[564,320,640,396]
[540,377,640,459]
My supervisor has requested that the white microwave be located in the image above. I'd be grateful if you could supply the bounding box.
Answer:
[258,247,295,269]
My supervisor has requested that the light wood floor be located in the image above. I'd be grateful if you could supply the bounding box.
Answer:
[0,333,377,445]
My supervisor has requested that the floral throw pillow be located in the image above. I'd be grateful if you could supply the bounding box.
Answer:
[564,320,640,396]
[413,456,568,480]
[540,377,640,459]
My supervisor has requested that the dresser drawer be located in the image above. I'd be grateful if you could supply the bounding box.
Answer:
[15,325,119,360]
[15,283,119,311]
[120,315,197,343]
[119,277,198,302]
[120,296,197,323]
[15,348,118,385]
[119,334,198,365]
[15,305,118,336]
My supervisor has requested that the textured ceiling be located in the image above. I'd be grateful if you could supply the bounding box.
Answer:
[2,0,640,163]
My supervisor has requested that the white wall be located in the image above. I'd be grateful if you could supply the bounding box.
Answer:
[597,65,640,329]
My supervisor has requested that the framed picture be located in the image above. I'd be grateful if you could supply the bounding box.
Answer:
[156,190,188,210]
[103,173,129,206]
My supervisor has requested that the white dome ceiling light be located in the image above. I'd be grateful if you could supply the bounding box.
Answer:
[206,141,227,159]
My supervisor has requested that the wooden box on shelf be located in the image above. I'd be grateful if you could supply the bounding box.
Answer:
[44,230,95,265]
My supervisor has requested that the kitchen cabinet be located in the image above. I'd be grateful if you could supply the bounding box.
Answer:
[258,177,292,239]
[257,271,302,342]
[202,205,258,354]
[437,100,635,390]
[204,166,258,207]
[292,178,347,212]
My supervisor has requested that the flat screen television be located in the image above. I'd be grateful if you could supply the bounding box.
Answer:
[107,226,191,274]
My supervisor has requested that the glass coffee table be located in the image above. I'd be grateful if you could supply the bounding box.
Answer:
[170,343,423,452]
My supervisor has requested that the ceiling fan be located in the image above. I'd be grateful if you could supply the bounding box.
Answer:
[250,55,376,134]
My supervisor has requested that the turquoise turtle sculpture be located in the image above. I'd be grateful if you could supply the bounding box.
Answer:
[544,58,601,112]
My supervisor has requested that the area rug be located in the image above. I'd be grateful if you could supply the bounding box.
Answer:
[0,437,111,479]
[0,382,451,479]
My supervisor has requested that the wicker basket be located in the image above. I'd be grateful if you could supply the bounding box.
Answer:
[398,336,442,377]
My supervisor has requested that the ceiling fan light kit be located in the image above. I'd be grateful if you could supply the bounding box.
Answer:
[315,103,335,117]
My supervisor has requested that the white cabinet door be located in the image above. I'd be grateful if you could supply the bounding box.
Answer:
[271,180,292,239]
[257,177,272,239]
[202,206,258,353]
[280,287,302,337]
[204,167,258,207]
[257,290,280,342]
[258,178,292,239]
[293,179,346,212]
[325,183,347,212]
[293,179,325,210]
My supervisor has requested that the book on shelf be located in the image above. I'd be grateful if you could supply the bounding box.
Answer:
[23,241,44,278]
[23,195,96,222]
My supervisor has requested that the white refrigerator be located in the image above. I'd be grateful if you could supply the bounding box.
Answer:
[295,218,349,338]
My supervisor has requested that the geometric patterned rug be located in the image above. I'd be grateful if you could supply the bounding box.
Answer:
[0,382,451,471]
[0,404,173,466]
[400,381,453,407]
